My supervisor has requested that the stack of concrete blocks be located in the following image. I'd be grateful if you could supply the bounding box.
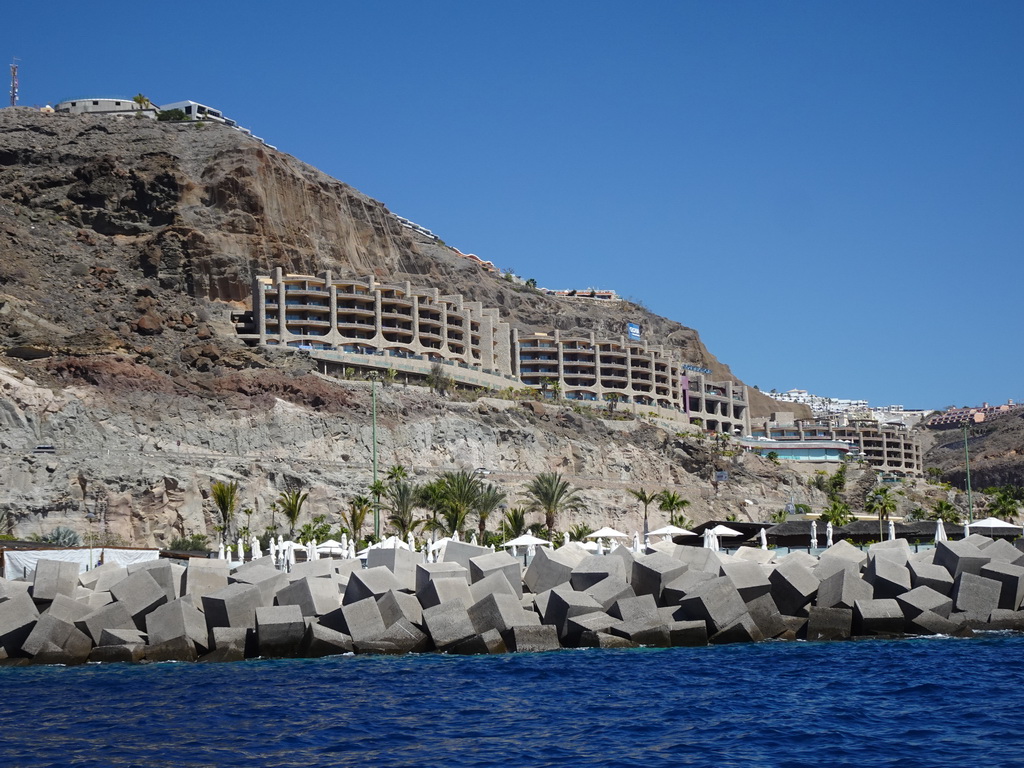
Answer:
[4,534,1024,665]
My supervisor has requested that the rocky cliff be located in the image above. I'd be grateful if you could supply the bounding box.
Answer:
[0,108,812,544]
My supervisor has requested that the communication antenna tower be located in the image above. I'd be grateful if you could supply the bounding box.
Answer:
[9,58,19,107]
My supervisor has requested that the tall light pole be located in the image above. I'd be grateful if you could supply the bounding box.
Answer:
[371,374,379,540]
[963,421,974,524]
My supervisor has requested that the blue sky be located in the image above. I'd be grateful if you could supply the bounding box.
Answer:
[6,2,1023,410]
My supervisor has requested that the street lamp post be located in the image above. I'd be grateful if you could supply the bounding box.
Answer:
[371,374,379,540]
[963,421,974,524]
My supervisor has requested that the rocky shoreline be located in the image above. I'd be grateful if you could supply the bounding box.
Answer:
[1,534,1022,666]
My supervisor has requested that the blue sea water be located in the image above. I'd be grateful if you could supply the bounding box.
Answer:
[2,634,1023,768]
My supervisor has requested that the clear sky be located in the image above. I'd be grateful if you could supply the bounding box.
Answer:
[6,2,1023,410]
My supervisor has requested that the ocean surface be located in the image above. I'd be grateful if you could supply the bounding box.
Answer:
[2,634,1023,768]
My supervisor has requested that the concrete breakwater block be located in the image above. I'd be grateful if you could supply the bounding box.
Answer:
[896,586,953,620]
[127,560,180,603]
[367,548,420,592]
[581,576,635,612]
[320,597,386,644]
[416,562,469,594]
[806,607,853,641]
[22,614,93,661]
[951,573,1002,619]
[256,605,305,657]
[231,565,287,608]
[502,624,560,653]
[32,560,80,603]
[441,541,491,570]
[422,598,476,651]
[343,567,402,606]
[75,601,134,644]
[543,587,603,638]
[934,541,990,579]
[378,589,423,628]
[631,552,688,604]
[721,562,772,603]
[183,560,229,600]
[469,551,523,599]
[677,577,748,634]
[570,555,628,591]
[109,570,168,629]
[418,575,473,610]
[468,592,537,635]
[524,547,582,594]
[816,568,872,611]
[864,556,912,600]
[769,560,819,616]
[201,583,262,629]
[275,576,340,618]
[979,561,1024,611]
[301,623,354,658]
[146,598,209,653]
[908,561,954,596]
[853,599,904,636]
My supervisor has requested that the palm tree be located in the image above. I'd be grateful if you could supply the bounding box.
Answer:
[385,481,424,540]
[368,478,388,539]
[567,523,594,541]
[657,490,691,527]
[386,465,409,484]
[985,487,1022,521]
[929,499,962,524]
[499,506,529,540]
[277,489,309,537]
[211,480,240,542]
[425,470,482,539]
[525,472,586,537]
[343,495,372,544]
[627,487,659,540]
[865,487,897,540]
[474,483,507,543]
[820,500,854,527]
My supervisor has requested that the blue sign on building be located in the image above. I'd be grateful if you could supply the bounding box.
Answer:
[627,323,641,341]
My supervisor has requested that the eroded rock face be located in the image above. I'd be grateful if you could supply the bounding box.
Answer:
[0,109,813,544]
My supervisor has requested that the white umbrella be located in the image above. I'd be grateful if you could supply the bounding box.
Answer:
[218,541,226,560]
[759,528,768,550]
[310,538,320,560]
[702,529,719,550]
[969,517,1021,531]
[826,521,834,548]
[470,533,478,546]
[562,531,570,548]
[268,537,277,562]
[935,519,948,542]
[251,536,262,560]
[502,534,551,548]
[346,542,355,560]
[810,521,818,549]
[236,538,245,563]
[632,532,641,553]
[962,523,970,538]
[407,532,416,551]
[586,527,629,539]
[287,543,297,568]
[887,520,896,541]
[316,539,347,556]
[340,532,349,550]
[649,525,695,537]
[596,539,604,555]
[708,525,743,538]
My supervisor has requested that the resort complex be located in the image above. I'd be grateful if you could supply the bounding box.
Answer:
[743,413,924,475]
[234,269,750,435]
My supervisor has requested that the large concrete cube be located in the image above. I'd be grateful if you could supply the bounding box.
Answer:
[231,565,287,608]
[378,589,423,628]
[806,606,853,641]
[256,605,305,657]
[570,555,628,591]
[469,551,523,598]
[608,594,659,624]
[933,540,990,579]
[816,567,873,610]
[22,614,93,658]
[301,623,354,658]
[201,582,262,629]
[951,573,1002,618]
[366,547,420,592]
[980,561,1024,610]
[0,593,39,656]
[523,546,586,593]
[543,586,603,638]
[468,592,538,635]
[343,567,402,606]
[582,577,635,612]
[865,556,912,600]
[908,561,955,596]
[441,541,492,570]
[674,546,723,575]
[146,598,209,652]
[852,599,904,636]
[32,560,80,603]
[415,562,469,594]
[662,570,715,605]
[183,559,229,600]
[502,624,560,653]
[721,561,772,603]
[127,560,180,602]
[75,601,135,644]
[418,576,473,610]
[324,597,386,643]
[896,586,953,620]
[769,560,819,615]
[109,569,169,628]
[275,576,340,617]
[631,552,687,604]
[422,597,476,651]
[46,594,92,625]
[677,577,748,634]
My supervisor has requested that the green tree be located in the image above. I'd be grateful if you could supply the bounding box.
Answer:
[426,362,453,396]
[984,486,1024,521]
[211,480,240,541]
[627,487,659,538]
[297,514,331,544]
[819,500,854,527]
[277,489,309,537]
[386,465,409,483]
[343,495,372,544]
[475,483,507,542]
[525,472,586,537]
[657,490,691,526]
[385,481,424,540]
[425,470,483,539]
[866,487,897,540]
[368,478,388,538]
[766,451,780,465]
[132,93,151,110]
[499,506,530,540]
[567,523,594,541]
[929,499,962,524]
[156,108,186,122]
